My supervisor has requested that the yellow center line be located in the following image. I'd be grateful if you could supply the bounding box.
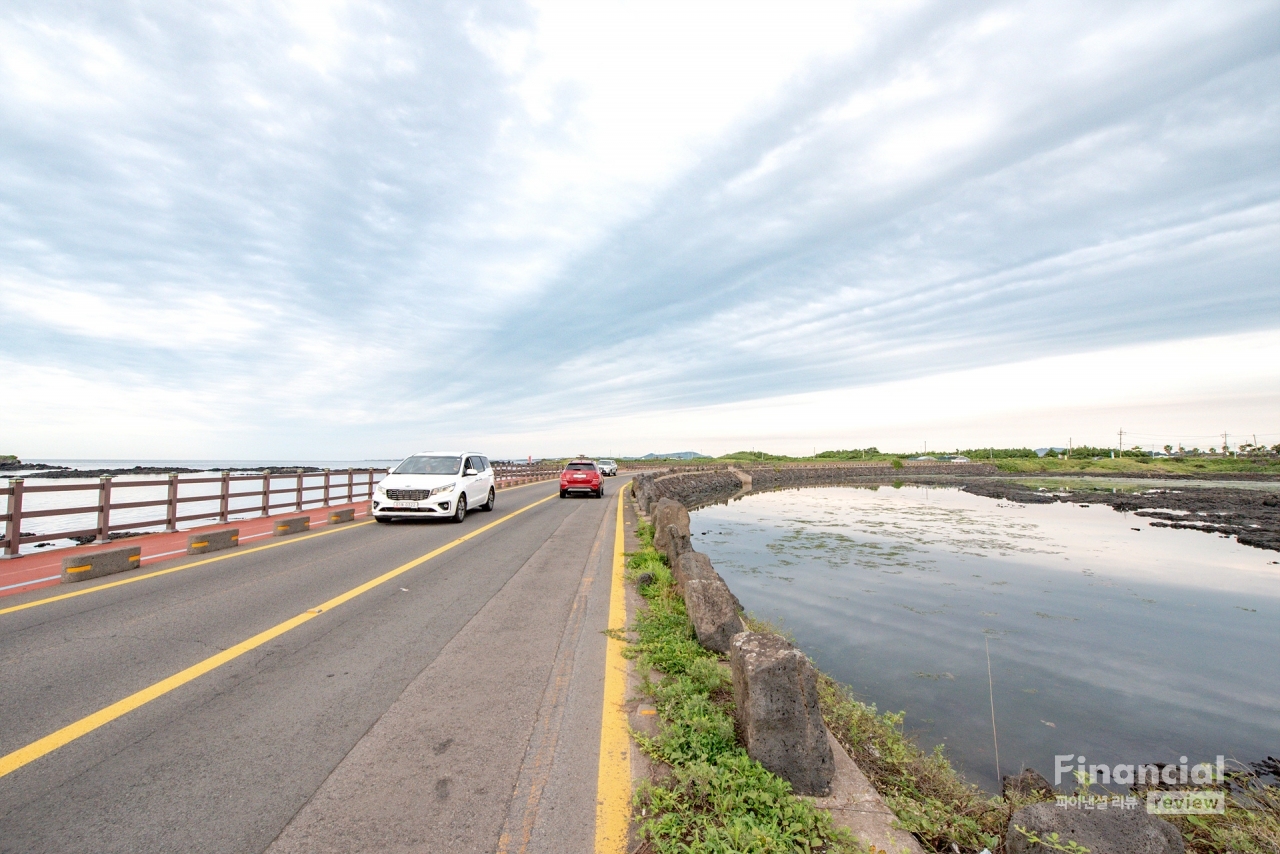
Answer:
[594,485,631,853]
[0,491,559,780]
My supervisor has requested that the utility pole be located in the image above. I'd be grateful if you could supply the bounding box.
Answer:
[1068,437,1072,459]
[1222,432,1229,455]
[1118,428,1124,459]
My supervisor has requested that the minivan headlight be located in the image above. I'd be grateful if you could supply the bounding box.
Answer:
[429,483,456,496]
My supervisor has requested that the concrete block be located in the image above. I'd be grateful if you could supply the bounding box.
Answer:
[651,498,690,555]
[274,516,311,536]
[328,508,356,524]
[61,546,141,583]
[187,528,239,555]
[1007,803,1183,854]
[729,631,834,796]
[684,576,745,653]
[809,730,926,853]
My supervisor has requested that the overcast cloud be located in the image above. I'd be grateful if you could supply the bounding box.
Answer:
[2,1,1278,458]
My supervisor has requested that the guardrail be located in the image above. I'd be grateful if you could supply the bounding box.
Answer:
[491,462,563,486]
[1,469,388,559]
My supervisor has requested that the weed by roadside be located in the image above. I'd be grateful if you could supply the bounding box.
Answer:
[624,531,862,853]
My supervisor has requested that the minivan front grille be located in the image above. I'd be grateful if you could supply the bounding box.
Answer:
[386,489,430,500]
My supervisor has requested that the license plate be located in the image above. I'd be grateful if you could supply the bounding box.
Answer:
[391,500,419,509]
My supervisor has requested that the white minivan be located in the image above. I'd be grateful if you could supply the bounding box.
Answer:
[372,451,496,523]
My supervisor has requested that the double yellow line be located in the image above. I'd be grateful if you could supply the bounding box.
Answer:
[0,492,557,780]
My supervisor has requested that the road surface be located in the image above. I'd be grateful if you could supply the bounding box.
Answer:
[0,478,628,853]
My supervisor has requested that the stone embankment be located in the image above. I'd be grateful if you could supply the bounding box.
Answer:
[633,485,925,853]
[631,470,1190,853]
[634,461,1000,512]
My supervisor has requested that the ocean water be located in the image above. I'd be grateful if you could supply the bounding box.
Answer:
[691,485,1280,793]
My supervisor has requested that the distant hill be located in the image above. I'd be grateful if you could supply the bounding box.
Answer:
[637,451,711,460]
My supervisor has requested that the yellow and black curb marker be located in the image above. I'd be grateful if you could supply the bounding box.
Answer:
[0,491,559,780]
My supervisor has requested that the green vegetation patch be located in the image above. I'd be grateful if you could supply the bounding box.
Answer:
[624,519,859,853]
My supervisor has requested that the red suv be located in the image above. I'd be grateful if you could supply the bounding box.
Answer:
[560,460,603,498]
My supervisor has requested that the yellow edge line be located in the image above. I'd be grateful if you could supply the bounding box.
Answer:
[0,492,559,780]
[594,486,631,852]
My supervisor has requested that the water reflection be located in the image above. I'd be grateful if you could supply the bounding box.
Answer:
[691,485,1280,793]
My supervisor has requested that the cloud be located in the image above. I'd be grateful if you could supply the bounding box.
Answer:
[1,1,1277,458]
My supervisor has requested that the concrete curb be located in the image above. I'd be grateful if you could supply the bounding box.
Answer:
[273,516,310,536]
[327,508,356,525]
[187,529,238,555]
[61,546,141,583]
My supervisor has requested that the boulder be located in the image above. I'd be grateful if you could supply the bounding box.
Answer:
[651,498,690,554]
[1002,768,1055,801]
[685,577,744,653]
[729,632,834,796]
[661,525,692,567]
[1006,802,1183,854]
[673,550,714,594]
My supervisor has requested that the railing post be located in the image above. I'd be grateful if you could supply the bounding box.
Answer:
[295,469,304,512]
[165,473,179,532]
[260,472,270,517]
[347,468,354,503]
[219,470,230,524]
[323,469,331,507]
[366,469,374,501]
[2,478,23,559]
[95,475,113,544]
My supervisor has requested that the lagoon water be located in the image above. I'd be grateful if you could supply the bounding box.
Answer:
[690,486,1280,793]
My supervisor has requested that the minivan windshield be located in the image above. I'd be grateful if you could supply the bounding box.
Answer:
[394,455,462,475]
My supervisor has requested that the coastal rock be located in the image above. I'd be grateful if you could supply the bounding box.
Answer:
[1002,768,1055,801]
[651,498,690,554]
[673,551,713,593]
[1006,802,1183,854]
[729,631,834,796]
[684,576,744,653]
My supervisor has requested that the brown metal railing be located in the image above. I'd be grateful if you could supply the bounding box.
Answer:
[491,461,563,488]
[0,468,387,559]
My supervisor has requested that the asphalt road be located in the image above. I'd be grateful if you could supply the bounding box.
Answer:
[0,477,626,853]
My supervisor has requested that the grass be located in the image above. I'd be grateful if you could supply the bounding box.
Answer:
[624,519,862,854]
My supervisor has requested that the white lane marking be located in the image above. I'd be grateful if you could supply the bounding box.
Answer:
[0,576,61,592]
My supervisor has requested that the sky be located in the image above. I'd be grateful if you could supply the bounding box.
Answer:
[2,0,1278,460]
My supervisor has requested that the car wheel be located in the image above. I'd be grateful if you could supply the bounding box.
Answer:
[593,488,602,498]
[452,494,467,523]
[560,490,567,499]
[481,487,495,512]
[375,516,390,523]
